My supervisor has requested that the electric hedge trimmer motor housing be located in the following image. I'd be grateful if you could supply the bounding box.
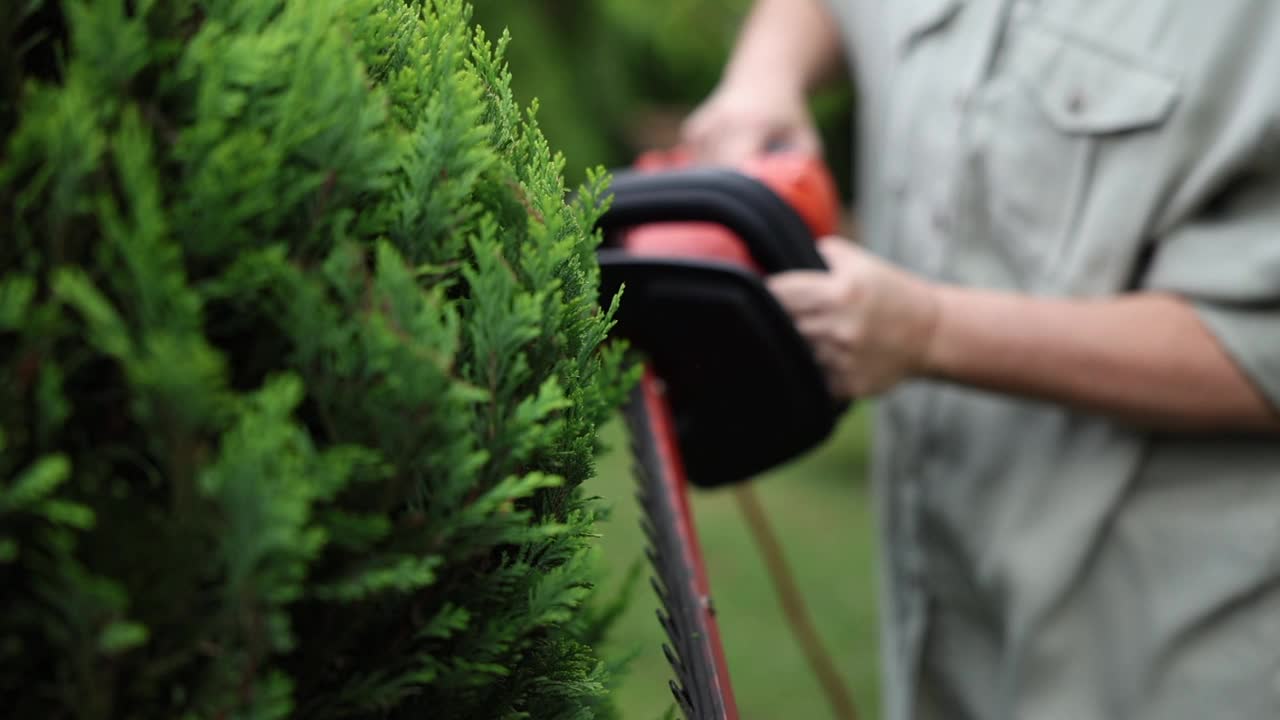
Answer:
[595,149,850,719]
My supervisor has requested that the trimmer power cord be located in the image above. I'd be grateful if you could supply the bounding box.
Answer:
[732,485,862,720]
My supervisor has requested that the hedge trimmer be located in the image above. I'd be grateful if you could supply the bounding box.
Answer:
[594,150,862,720]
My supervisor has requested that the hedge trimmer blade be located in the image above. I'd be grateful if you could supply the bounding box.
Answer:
[624,371,738,720]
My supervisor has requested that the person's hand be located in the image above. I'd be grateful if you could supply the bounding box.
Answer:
[681,79,821,165]
[767,239,942,398]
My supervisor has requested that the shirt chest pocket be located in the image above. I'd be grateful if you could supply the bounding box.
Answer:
[969,17,1180,288]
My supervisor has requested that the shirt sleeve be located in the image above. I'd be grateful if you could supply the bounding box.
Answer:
[1143,168,1280,409]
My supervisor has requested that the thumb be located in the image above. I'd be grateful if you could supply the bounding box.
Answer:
[816,236,862,270]
[766,270,832,316]
[680,109,717,162]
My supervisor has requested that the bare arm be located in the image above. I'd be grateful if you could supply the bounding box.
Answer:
[720,0,845,96]
[769,240,1280,434]
[925,287,1279,432]
[683,0,846,162]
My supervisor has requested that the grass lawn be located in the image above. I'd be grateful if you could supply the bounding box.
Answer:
[591,407,883,720]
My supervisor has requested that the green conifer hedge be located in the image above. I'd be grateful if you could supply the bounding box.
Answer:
[0,1,630,717]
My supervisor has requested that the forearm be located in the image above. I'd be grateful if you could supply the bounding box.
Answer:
[721,0,845,95]
[924,288,1280,432]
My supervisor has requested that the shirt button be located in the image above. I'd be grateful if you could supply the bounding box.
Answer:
[953,91,971,112]
[931,210,952,234]
[1067,89,1088,114]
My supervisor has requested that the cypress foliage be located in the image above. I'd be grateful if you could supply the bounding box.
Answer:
[0,1,632,718]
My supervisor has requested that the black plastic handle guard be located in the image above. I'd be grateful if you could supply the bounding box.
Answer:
[599,168,828,275]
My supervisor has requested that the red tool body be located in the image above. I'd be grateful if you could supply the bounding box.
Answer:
[624,148,841,270]
[595,150,845,719]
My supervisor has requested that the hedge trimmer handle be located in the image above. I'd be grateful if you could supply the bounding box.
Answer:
[598,168,829,274]
[598,155,848,490]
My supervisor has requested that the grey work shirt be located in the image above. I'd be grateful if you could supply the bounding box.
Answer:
[824,1,1280,718]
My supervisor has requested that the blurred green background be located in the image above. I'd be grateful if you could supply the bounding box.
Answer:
[470,3,876,718]
[472,0,855,192]
[593,412,881,720]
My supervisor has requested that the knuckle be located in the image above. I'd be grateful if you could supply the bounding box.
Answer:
[825,280,854,305]
[835,275,863,303]
[832,323,860,347]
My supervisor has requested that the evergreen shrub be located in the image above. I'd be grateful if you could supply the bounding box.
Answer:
[0,1,631,717]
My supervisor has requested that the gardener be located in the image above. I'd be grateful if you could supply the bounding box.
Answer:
[684,1,1280,718]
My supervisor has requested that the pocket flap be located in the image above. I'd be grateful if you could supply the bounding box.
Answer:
[898,0,964,52]
[1018,24,1180,135]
